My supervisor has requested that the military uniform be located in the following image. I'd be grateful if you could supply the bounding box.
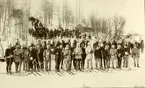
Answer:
[74,46,83,70]
[110,48,117,68]
[43,49,52,71]
[132,46,140,67]
[13,45,23,72]
[63,48,71,71]
[22,47,29,71]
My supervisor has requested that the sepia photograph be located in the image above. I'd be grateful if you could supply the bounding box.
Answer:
[0,0,144,88]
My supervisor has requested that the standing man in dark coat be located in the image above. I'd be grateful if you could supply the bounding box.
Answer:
[123,44,130,68]
[100,43,105,69]
[37,45,44,71]
[94,45,102,69]
[5,44,13,74]
[28,46,35,71]
[55,44,63,72]
[36,44,42,71]
[104,45,110,69]
[117,44,123,68]
[80,43,86,70]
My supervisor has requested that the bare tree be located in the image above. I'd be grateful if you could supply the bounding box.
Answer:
[21,0,30,42]
[99,17,114,40]
[0,1,5,34]
[2,0,15,40]
[113,15,126,39]
[104,18,113,39]
[42,0,47,27]
[63,5,72,28]
[100,18,107,34]
[10,8,23,38]
[82,17,89,27]
[2,0,7,40]
[0,1,5,58]
[89,13,96,29]
[89,12,103,38]
[70,13,75,27]
[56,6,62,27]
[88,12,126,40]
[42,0,54,27]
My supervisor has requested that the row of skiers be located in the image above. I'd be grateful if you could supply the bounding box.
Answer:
[5,39,141,74]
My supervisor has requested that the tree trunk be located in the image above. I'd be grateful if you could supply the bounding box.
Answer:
[51,0,53,26]
[16,19,19,39]
[2,6,7,40]
[44,0,47,27]
[0,17,1,34]
[48,16,51,25]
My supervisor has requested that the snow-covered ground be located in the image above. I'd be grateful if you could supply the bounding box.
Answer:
[0,52,145,88]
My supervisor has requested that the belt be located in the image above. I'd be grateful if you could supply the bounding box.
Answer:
[125,55,129,56]
[15,55,20,56]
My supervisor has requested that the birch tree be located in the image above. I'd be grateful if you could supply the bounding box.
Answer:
[0,1,4,34]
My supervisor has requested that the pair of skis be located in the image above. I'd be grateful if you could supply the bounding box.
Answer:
[26,71,41,76]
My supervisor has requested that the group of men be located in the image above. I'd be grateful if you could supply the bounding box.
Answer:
[4,35,144,74]
[29,16,81,39]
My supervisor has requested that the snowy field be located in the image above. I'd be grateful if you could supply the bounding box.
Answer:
[0,52,145,88]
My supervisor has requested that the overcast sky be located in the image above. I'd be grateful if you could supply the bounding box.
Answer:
[6,0,145,35]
